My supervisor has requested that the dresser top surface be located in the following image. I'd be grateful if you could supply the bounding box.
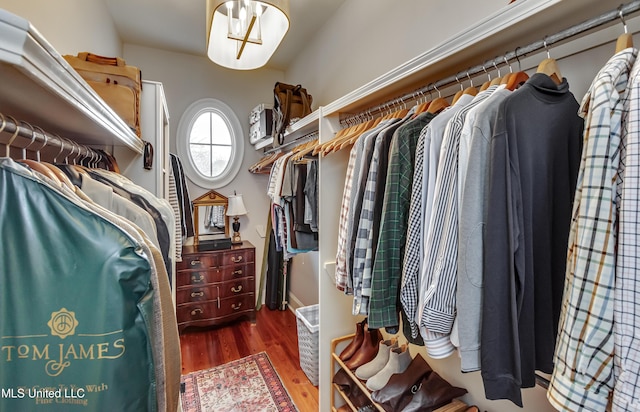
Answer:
[182,241,254,255]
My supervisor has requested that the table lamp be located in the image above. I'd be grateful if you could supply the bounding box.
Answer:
[226,192,248,244]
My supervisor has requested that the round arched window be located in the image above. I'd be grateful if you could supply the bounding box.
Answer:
[177,98,244,188]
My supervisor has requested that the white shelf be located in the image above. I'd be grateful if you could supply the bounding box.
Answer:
[0,9,143,154]
[285,108,320,138]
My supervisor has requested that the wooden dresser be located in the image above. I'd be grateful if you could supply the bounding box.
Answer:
[176,241,255,332]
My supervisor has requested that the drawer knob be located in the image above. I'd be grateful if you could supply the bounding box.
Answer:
[232,302,243,311]
[190,308,203,316]
[232,269,243,277]
[191,291,205,298]
[190,259,201,266]
[231,285,243,293]
[191,274,204,283]
[231,256,243,263]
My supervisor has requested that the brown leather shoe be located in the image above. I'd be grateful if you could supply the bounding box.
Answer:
[339,319,366,361]
[344,324,382,370]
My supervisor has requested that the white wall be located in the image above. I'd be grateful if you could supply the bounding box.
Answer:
[123,43,284,288]
[0,0,122,57]
[288,251,319,309]
[285,0,507,106]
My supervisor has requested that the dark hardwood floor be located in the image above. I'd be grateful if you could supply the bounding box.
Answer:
[180,306,319,411]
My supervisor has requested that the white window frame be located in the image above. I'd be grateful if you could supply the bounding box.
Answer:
[176,98,244,189]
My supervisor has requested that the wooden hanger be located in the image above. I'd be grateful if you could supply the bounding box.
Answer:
[292,138,319,162]
[506,47,530,91]
[537,58,562,85]
[507,71,530,91]
[412,90,431,115]
[427,84,450,113]
[19,159,60,183]
[537,38,562,85]
[42,162,75,190]
[617,33,634,53]
[343,116,385,148]
[427,97,450,114]
[313,123,350,156]
[615,8,634,53]
[323,121,367,155]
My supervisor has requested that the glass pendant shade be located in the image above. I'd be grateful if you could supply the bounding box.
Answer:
[206,0,290,70]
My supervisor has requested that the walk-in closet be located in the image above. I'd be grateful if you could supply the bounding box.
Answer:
[1,0,640,411]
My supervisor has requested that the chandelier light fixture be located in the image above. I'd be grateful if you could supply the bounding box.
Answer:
[206,0,290,70]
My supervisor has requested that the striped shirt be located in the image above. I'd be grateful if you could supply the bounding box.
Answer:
[548,47,637,412]
[419,87,496,350]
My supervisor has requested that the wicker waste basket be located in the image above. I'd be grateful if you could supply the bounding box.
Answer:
[295,304,319,386]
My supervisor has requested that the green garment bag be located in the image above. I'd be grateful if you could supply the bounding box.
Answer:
[0,159,157,412]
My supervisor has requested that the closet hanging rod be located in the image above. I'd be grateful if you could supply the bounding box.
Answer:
[0,113,103,162]
[343,0,640,124]
[263,130,319,155]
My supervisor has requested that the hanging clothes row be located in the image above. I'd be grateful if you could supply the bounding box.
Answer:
[266,136,319,260]
[330,4,639,409]
[0,151,181,410]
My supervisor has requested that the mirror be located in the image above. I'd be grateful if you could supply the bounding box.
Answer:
[192,190,229,245]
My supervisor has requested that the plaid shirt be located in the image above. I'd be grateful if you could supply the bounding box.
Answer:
[335,146,359,292]
[613,54,640,412]
[368,112,435,329]
[399,127,428,336]
[352,118,409,315]
[548,47,637,412]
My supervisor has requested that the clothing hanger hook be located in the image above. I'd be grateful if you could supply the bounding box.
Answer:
[514,47,523,72]
[619,5,628,34]
[466,70,474,88]
[504,55,513,73]
[455,73,463,91]
[482,62,491,81]
[21,121,37,160]
[434,83,441,98]
[53,135,65,163]
[64,138,75,164]
[493,57,501,78]
[4,115,20,158]
[543,36,551,59]
[33,126,48,162]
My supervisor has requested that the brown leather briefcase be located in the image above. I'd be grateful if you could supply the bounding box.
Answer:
[63,52,142,137]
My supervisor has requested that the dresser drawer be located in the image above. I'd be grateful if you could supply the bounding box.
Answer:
[176,270,219,287]
[218,263,255,282]
[177,254,218,271]
[177,294,255,324]
[220,248,254,266]
[218,277,254,299]
[176,286,216,303]
[176,277,254,304]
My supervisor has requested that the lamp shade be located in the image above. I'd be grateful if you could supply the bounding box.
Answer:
[226,194,248,216]
[206,0,290,70]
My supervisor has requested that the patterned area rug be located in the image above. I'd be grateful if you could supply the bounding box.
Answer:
[180,352,298,412]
